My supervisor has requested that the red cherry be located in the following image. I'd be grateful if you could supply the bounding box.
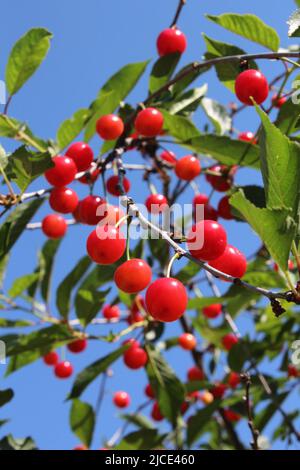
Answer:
[175,155,201,181]
[106,175,131,196]
[145,384,155,399]
[49,187,79,214]
[131,295,146,315]
[113,391,130,408]
[235,69,269,106]
[193,197,218,222]
[187,366,204,382]
[272,94,287,109]
[188,390,201,402]
[134,108,164,137]
[127,310,144,325]
[181,401,189,415]
[145,278,188,322]
[45,155,77,187]
[79,195,107,225]
[66,142,94,172]
[218,196,234,220]
[238,131,258,144]
[222,334,238,351]
[210,383,227,399]
[103,304,120,320]
[67,339,87,354]
[96,114,124,140]
[178,333,197,351]
[223,409,241,422]
[73,201,85,224]
[124,347,148,369]
[157,28,187,56]
[274,260,294,272]
[54,361,73,379]
[209,244,247,279]
[193,194,209,207]
[206,165,234,192]
[160,150,177,165]
[203,303,222,319]
[228,372,240,389]
[114,259,152,294]
[187,220,227,262]
[100,204,125,226]
[43,351,59,366]
[145,194,168,214]
[123,338,140,349]
[73,445,88,451]
[87,226,126,265]
[42,214,67,239]
[151,402,164,421]
[288,364,299,378]
[78,167,101,184]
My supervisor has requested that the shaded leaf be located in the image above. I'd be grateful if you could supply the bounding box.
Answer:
[70,399,95,448]
[149,53,180,94]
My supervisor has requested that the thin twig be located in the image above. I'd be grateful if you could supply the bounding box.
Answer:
[241,373,260,450]
[170,0,186,27]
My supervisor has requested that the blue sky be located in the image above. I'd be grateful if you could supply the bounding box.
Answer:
[0,0,299,450]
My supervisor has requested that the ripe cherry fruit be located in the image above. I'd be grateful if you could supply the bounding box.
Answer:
[54,361,73,379]
[66,142,94,172]
[87,226,126,265]
[187,366,204,382]
[67,339,87,354]
[288,364,299,378]
[203,303,222,319]
[235,69,269,106]
[79,195,107,226]
[43,351,59,366]
[272,94,287,109]
[49,187,79,214]
[178,333,197,351]
[145,194,168,214]
[187,220,227,262]
[45,155,77,187]
[103,304,120,320]
[160,150,177,165]
[209,244,247,279]
[223,409,241,423]
[145,278,188,322]
[151,402,164,421]
[106,175,131,196]
[157,28,187,56]
[78,167,101,184]
[175,155,201,181]
[123,346,148,369]
[228,372,240,389]
[218,196,234,220]
[238,131,258,144]
[42,214,67,239]
[113,391,130,408]
[96,114,124,140]
[114,259,152,294]
[210,383,227,399]
[145,384,155,399]
[206,165,235,192]
[134,108,164,137]
[222,334,238,351]
[193,195,218,222]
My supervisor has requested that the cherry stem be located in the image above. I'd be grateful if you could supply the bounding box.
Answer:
[166,252,181,278]
[292,241,300,277]
[170,0,186,28]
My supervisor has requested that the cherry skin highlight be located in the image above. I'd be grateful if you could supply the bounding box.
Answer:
[157,28,187,56]
[235,69,269,106]
[145,194,168,214]
[209,244,247,279]
[96,114,124,140]
[43,351,59,366]
[54,361,73,379]
[79,195,107,225]
[123,347,148,369]
[66,142,94,172]
[160,150,177,165]
[134,108,164,137]
[42,214,67,239]
[238,131,258,144]
[86,226,126,265]
[114,259,152,294]
[45,155,77,187]
[175,155,201,181]
[145,278,188,322]
[67,339,87,354]
[106,175,131,196]
[187,220,227,262]
[113,391,130,408]
[103,304,120,320]
[49,187,79,214]
[206,164,235,192]
[178,333,197,351]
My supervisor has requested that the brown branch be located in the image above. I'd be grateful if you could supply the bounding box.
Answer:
[241,373,260,450]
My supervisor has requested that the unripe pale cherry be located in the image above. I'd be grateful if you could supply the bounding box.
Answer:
[178,333,197,351]
[45,155,77,187]
[238,131,258,144]
[113,391,130,408]
[200,391,214,405]
[203,303,222,319]
[43,351,59,366]
[86,226,126,265]
[54,361,73,379]
[175,155,201,181]
[218,196,234,220]
[123,347,148,369]
[66,142,94,172]
[160,150,177,165]
[67,339,87,353]
[134,108,164,137]
[103,304,120,320]
[209,244,247,279]
[187,366,204,382]
[106,175,131,196]
[96,114,124,140]
[157,28,187,56]
[235,69,269,106]
[42,214,67,239]
[79,195,107,225]
[145,194,168,214]
[114,259,152,294]
[49,187,79,214]
[145,278,188,322]
[222,333,238,351]
[206,164,235,192]
[187,220,227,262]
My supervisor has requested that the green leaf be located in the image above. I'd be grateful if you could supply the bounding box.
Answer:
[206,14,280,51]
[288,9,300,38]
[115,429,165,450]
[146,347,185,424]
[0,115,48,151]
[121,413,154,430]
[69,346,128,399]
[0,198,44,261]
[75,287,110,327]
[57,109,91,150]
[70,399,95,448]
[175,261,200,284]
[188,135,260,169]
[0,319,33,328]
[171,62,210,96]
[188,296,221,310]
[187,401,221,446]
[203,34,257,92]
[149,53,180,94]
[8,273,39,298]
[6,28,53,95]
[39,238,62,303]
[160,110,201,141]
[275,98,300,135]
[0,435,38,450]
[56,256,91,319]
[201,98,232,135]
[5,350,43,376]
[228,342,248,371]
[0,389,14,408]
[168,85,207,115]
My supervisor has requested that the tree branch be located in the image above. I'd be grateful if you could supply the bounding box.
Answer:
[170,0,186,27]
